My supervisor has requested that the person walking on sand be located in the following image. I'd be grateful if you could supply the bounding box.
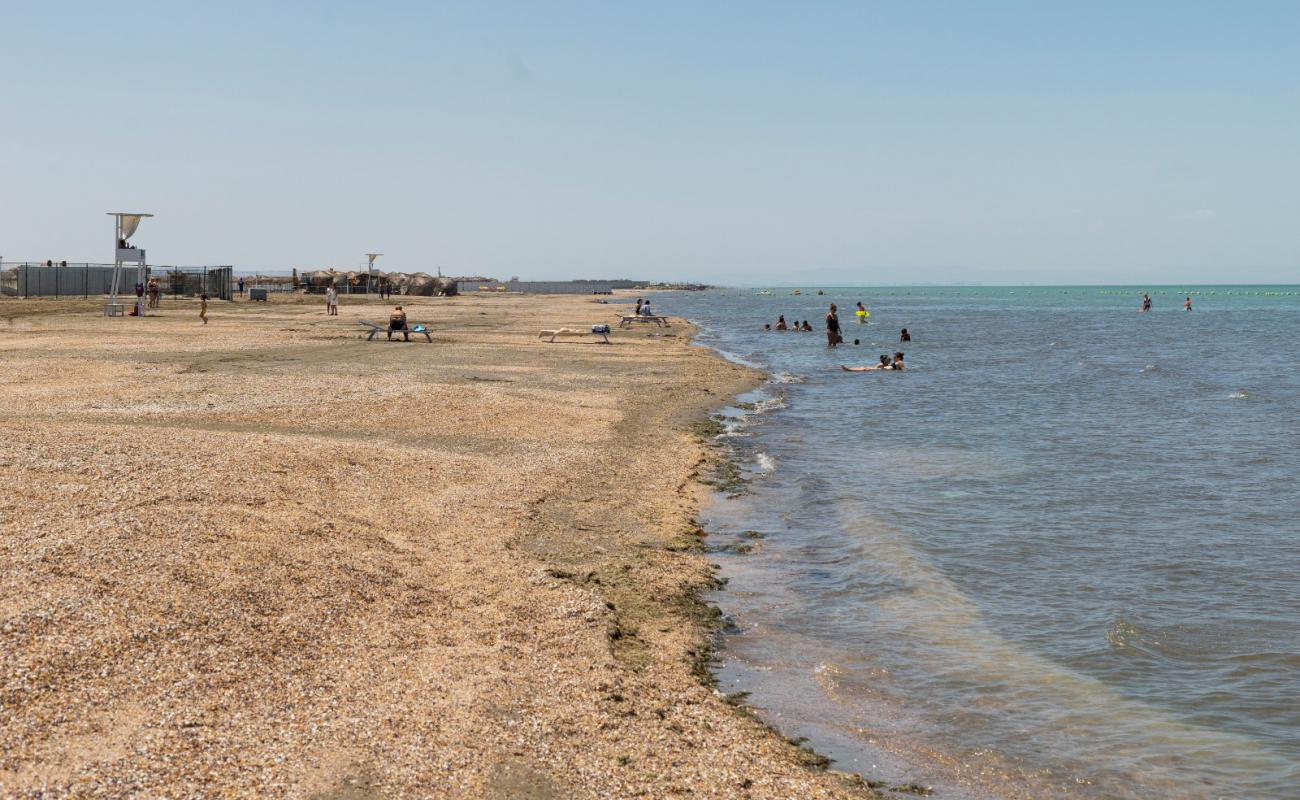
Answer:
[826,304,842,347]
[325,285,338,316]
[1184,296,1192,311]
[199,293,209,325]
[387,305,409,341]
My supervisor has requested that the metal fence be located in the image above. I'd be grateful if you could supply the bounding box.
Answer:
[1,263,233,301]
[456,280,618,294]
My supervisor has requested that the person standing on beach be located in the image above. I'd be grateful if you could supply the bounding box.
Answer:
[325,285,338,316]
[199,294,209,325]
[826,304,842,347]
[238,277,245,296]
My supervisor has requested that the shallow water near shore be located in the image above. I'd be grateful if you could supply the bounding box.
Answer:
[659,286,1300,799]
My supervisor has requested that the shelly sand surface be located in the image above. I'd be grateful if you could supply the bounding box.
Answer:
[0,293,875,798]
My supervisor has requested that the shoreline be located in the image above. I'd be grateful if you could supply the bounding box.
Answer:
[0,293,873,797]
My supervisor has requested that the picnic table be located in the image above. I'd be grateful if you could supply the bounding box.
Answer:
[619,315,670,328]
[361,321,433,342]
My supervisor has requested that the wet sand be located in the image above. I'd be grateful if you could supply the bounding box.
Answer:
[0,293,874,797]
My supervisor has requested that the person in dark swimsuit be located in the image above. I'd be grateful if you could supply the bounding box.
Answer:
[776,315,787,331]
[388,305,409,341]
[825,304,841,347]
[1141,293,1152,312]
[900,328,911,342]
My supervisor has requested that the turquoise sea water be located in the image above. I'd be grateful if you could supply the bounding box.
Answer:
[657,286,1299,800]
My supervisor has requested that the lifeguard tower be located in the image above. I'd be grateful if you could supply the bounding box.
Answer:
[366,252,382,292]
[105,212,153,316]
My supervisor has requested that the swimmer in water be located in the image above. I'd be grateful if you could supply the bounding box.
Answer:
[801,320,812,332]
[764,323,771,331]
[776,315,787,330]
[891,352,905,370]
[900,328,911,342]
[841,354,892,372]
[855,302,867,323]
[1184,296,1192,311]
[825,304,842,347]
[1141,293,1152,312]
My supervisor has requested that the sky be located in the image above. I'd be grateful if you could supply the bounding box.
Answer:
[3,1,1298,285]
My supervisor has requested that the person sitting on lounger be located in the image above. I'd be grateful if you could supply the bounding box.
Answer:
[640,300,653,316]
[388,305,409,341]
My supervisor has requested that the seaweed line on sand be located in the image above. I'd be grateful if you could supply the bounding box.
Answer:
[685,410,892,796]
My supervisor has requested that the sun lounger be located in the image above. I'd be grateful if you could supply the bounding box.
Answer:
[361,321,433,342]
[539,326,611,344]
[619,315,669,328]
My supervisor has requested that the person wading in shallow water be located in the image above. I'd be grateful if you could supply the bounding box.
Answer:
[825,304,842,347]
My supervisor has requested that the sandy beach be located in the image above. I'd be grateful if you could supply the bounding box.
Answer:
[0,293,872,798]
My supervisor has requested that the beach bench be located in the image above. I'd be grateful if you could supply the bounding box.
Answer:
[361,321,433,342]
[539,326,611,344]
[619,315,670,328]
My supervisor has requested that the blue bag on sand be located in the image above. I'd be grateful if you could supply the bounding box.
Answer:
[412,324,426,332]
[591,324,611,334]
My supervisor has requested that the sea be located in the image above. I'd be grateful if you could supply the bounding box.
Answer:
[653,286,1299,800]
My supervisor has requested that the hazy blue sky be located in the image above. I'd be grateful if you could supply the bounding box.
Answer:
[3,1,1297,284]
